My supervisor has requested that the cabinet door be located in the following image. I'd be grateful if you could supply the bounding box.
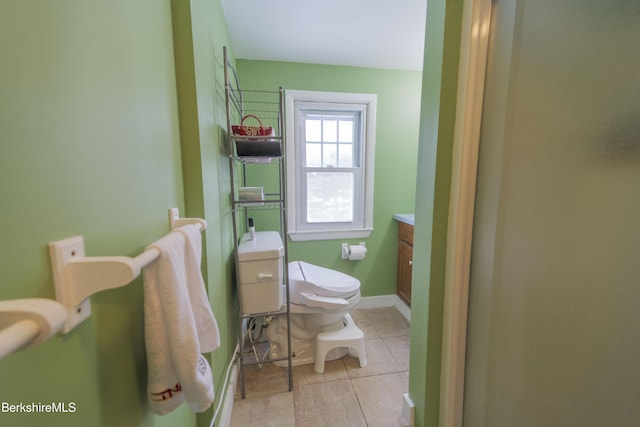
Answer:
[397,240,413,306]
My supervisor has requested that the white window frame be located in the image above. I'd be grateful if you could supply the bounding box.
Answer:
[285,90,376,242]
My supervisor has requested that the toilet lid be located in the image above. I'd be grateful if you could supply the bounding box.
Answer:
[288,261,360,299]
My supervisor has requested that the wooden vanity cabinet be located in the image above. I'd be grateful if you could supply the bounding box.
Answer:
[397,221,413,306]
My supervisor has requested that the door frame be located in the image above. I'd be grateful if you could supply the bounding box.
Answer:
[439,0,492,425]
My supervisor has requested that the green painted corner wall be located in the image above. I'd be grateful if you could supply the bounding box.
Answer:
[170,1,237,427]
[409,1,464,427]
[0,1,236,426]
[234,60,422,297]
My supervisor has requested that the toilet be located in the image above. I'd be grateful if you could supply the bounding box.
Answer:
[237,232,366,372]
[265,261,367,372]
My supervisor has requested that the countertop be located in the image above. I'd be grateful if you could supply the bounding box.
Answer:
[393,213,415,225]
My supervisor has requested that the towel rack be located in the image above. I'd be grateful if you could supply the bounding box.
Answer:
[0,298,67,360]
[49,208,207,334]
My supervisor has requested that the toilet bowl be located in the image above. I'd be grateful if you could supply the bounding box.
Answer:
[265,261,366,368]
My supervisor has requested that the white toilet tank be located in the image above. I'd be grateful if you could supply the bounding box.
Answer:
[237,231,284,315]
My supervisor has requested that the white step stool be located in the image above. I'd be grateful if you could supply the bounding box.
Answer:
[314,313,367,373]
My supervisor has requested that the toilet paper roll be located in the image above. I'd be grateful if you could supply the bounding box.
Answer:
[348,245,367,260]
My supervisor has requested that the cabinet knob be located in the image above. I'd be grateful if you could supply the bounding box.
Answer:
[409,260,413,266]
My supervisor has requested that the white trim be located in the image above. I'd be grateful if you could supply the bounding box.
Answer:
[213,344,240,427]
[403,392,416,426]
[285,90,376,242]
[288,227,373,242]
[439,1,491,427]
[357,295,411,322]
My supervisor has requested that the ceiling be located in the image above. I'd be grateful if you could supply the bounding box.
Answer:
[220,0,427,71]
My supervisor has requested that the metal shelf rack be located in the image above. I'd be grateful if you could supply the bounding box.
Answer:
[223,46,292,398]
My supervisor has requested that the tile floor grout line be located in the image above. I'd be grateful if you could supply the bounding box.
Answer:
[349,375,371,427]
[230,307,410,426]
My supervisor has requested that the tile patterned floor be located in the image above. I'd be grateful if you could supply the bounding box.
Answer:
[229,307,410,427]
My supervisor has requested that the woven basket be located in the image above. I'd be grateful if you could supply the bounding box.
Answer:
[231,115,274,137]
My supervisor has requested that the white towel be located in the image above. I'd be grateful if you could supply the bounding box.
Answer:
[143,229,218,415]
[175,224,220,353]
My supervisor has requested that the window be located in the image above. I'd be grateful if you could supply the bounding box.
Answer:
[285,90,376,241]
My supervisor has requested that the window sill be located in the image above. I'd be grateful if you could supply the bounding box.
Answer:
[288,228,373,242]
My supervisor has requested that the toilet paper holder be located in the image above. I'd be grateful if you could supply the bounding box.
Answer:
[341,242,367,260]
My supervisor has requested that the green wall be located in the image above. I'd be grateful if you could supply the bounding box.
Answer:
[170,0,237,426]
[235,60,422,297]
[409,0,463,426]
[0,0,457,425]
[0,1,236,426]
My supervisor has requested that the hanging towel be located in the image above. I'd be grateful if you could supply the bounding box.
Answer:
[143,230,217,415]
[175,224,220,353]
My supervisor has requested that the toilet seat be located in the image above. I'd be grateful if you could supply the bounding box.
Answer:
[288,261,360,307]
[266,261,365,368]
[299,292,349,309]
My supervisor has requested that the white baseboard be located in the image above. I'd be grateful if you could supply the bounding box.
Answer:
[403,392,416,426]
[359,294,411,322]
[216,345,240,427]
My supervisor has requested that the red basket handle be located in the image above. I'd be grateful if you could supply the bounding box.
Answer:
[240,114,264,127]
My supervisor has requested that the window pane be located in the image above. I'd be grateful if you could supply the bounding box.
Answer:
[338,119,354,143]
[306,119,322,142]
[323,144,337,167]
[306,172,353,223]
[322,119,338,142]
[306,143,321,167]
[338,143,353,167]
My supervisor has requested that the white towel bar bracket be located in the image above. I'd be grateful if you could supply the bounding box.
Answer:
[168,207,207,231]
[49,208,206,334]
[49,236,93,333]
